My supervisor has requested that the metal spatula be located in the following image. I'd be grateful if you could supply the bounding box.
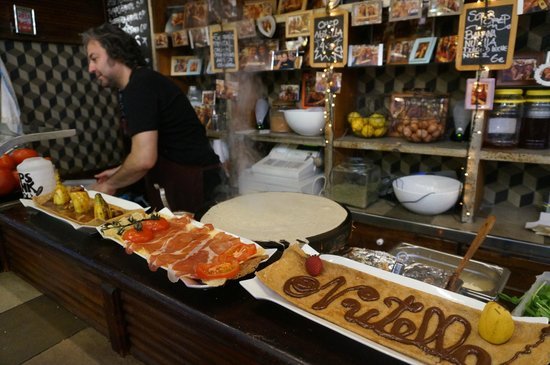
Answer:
[445,215,496,292]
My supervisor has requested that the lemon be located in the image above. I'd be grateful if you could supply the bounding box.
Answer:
[478,301,515,345]
[347,111,361,123]
[361,124,374,138]
[369,113,387,128]
[373,127,386,137]
[351,117,364,132]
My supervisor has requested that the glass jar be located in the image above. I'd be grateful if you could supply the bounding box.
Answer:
[330,157,381,208]
[519,90,550,149]
[484,89,523,148]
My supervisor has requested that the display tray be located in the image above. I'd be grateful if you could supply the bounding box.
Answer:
[241,245,547,365]
[20,190,145,232]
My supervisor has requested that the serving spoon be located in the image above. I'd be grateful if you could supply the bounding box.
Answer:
[445,215,497,292]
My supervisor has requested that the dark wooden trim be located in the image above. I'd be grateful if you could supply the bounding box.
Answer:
[101,282,129,355]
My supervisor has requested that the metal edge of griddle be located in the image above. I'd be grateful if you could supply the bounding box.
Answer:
[0,129,77,154]
[349,208,550,265]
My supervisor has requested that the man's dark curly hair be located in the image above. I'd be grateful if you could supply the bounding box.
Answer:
[81,23,146,69]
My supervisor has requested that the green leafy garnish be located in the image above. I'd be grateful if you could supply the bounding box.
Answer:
[523,283,550,319]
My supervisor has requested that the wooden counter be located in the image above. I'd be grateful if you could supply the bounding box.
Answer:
[0,202,406,365]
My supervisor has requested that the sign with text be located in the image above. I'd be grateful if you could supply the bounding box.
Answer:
[209,25,239,73]
[106,0,152,66]
[310,10,348,68]
[456,0,517,71]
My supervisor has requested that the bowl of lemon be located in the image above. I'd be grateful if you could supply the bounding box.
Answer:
[347,111,388,138]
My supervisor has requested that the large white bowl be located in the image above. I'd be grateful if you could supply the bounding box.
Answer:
[283,108,325,136]
[392,175,462,215]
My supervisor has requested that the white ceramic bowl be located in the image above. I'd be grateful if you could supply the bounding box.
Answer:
[283,108,325,136]
[392,175,462,215]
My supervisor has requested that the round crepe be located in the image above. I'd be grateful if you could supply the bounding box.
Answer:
[200,192,348,244]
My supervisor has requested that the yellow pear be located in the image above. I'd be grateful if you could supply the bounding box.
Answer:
[478,301,515,345]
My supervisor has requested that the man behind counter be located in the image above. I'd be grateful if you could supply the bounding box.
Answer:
[82,23,222,214]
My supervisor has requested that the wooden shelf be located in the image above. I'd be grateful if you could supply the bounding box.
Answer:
[480,148,550,164]
[235,130,326,147]
[334,135,469,158]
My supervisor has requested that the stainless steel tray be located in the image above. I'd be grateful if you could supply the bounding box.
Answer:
[389,243,510,302]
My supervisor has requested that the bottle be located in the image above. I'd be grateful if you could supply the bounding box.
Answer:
[519,90,550,149]
[484,89,523,148]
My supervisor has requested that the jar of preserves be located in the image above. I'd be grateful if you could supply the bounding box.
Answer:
[484,89,523,148]
[519,90,550,149]
[330,157,381,208]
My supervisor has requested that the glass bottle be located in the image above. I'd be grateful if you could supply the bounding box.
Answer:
[519,90,550,149]
[484,89,523,148]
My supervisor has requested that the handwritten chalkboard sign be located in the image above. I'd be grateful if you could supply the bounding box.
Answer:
[209,25,239,73]
[106,0,153,66]
[456,0,517,71]
[310,11,348,68]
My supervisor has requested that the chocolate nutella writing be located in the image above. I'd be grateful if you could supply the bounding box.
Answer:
[284,276,491,365]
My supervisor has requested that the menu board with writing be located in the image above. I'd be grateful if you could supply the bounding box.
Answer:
[310,11,348,68]
[209,25,239,73]
[106,0,153,66]
[456,0,517,71]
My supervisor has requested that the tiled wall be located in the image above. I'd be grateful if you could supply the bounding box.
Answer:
[0,40,123,176]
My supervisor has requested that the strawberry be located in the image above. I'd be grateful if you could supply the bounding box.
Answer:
[305,255,323,276]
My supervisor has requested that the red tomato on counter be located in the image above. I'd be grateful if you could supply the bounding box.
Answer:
[11,148,39,165]
[0,169,17,196]
[0,154,15,170]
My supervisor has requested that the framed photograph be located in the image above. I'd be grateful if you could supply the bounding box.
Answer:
[278,0,307,14]
[202,90,216,105]
[409,37,437,64]
[496,52,544,87]
[389,0,422,22]
[351,1,383,26]
[301,72,325,108]
[189,27,210,48]
[237,19,257,39]
[257,15,277,38]
[518,0,550,15]
[272,49,300,70]
[428,0,462,17]
[435,35,458,63]
[13,5,36,35]
[184,1,209,28]
[243,0,276,20]
[187,58,203,75]
[171,56,190,76]
[239,39,278,71]
[279,84,300,102]
[171,30,189,47]
[286,11,311,38]
[220,0,239,22]
[313,71,342,94]
[348,44,383,66]
[465,78,495,111]
[386,39,414,65]
[154,33,169,49]
[165,7,185,33]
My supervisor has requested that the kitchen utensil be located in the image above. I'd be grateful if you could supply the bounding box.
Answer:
[445,215,496,292]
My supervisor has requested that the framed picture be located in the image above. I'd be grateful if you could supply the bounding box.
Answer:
[154,33,169,49]
[389,0,422,22]
[428,0,462,17]
[518,0,550,15]
[237,19,257,39]
[243,0,276,20]
[202,90,216,105]
[187,58,203,75]
[435,35,458,63]
[348,44,383,66]
[279,84,300,102]
[465,78,495,111]
[257,15,277,38]
[189,27,210,48]
[220,0,239,22]
[13,5,36,35]
[351,1,383,26]
[165,7,185,33]
[171,30,189,47]
[272,49,300,70]
[285,11,311,38]
[496,52,544,87]
[239,39,278,71]
[409,37,437,64]
[171,56,190,76]
[301,72,325,108]
[386,39,414,65]
[184,1,209,28]
[278,0,307,14]
[313,71,342,94]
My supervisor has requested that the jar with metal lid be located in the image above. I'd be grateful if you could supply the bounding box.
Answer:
[519,90,550,149]
[330,157,381,208]
[483,89,523,148]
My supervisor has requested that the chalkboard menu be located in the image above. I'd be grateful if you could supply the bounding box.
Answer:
[209,25,239,73]
[310,11,348,68]
[456,0,517,71]
[106,0,153,66]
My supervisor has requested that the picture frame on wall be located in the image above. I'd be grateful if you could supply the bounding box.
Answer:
[409,37,437,64]
[348,44,383,66]
[236,19,257,39]
[428,0,462,17]
[434,35,458,63]
[278,0,307,15]
[243,0,276,20]
[351,0,383,26]
[171,56,189,75]
[189,27,210,48]
[301,72,325,108]
[285,11,311,38]
[389,0,422,22]
[465,78,495,111]
[187,58,203,75]
[386,38,415,65]
[13,5,36,35]
[154,33,169,49]
[171,30,189,47]
[496,51,544,87]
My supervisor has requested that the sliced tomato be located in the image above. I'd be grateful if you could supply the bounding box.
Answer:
[122,226,154,243]
[141,217,170,231]
[195,260,240,281]
[218,243,257,263]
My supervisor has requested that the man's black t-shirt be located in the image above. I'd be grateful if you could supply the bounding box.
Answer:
[120,68,219,166]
